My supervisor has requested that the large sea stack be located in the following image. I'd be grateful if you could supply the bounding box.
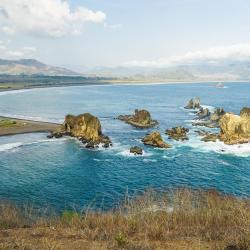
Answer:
[219,107,250,145]
[50,113,112,148]
[118,109,158,128]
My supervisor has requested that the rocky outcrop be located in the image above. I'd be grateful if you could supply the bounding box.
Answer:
[240,107,250,118]
[193,108,225,128]
[130,146,143,155]
[118,109,158,128]
[196,130,219,142]
[142,131,171,148]
[197,107,210,119]
[210,108,226,123]
[219,108,250,145]
[50,113,112,148]
[185,97,201,109]
[166,127,189,141]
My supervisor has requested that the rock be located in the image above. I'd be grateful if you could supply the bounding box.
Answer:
[63,113,102,142]
[130,146,143,155]
[240,107,250,118]
[219,108,250,144]
[195,130,219,142]
[166,127,189,141]
[101,135,112,148]
[47,133,54,139]
[52,113,112,148]
[118,109,158,128]
[210,108,225,122]
[197,107,210,119]
[85,142,95,148]
[185,97,201,109]
[142,131,171,148]
[53,132,63,138]
[193,107,226,128]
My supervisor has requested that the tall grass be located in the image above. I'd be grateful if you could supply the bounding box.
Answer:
[0,189,249,249]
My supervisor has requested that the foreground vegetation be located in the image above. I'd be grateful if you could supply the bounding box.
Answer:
[0,189,249,249]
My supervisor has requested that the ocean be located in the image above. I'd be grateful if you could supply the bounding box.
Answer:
[0,82,249,211]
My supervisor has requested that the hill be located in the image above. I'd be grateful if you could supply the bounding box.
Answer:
[0,59,79,76]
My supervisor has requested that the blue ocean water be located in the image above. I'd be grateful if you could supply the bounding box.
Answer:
[0,82,249,211]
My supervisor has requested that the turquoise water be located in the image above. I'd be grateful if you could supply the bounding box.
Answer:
[0,83,249,211]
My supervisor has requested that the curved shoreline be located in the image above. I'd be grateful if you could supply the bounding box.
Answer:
[0,116,59,137]
[0,79,250,93]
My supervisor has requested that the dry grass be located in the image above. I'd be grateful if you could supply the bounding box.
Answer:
[0,189,249,250]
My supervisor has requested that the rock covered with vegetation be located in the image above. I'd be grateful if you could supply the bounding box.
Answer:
[130,146,143,155]
[166,126,189,141]
[142,131,171,148]
[118,109,158,128]
[219,107,250,145]
[50,113,112,148]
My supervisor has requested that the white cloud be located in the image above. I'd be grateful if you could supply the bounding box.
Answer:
[2,26,15,35]
[7,50,24,57]
[0,0,106,38]
[126,43,250,67]
[104,23,122,30]
[22,46,37,52]
[0,40,36,58]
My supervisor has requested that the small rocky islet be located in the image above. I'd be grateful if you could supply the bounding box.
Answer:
[187,97,250,145]
[48,99,250,153]
[118,109,158,128]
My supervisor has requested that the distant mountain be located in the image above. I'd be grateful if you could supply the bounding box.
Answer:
[83,61,250,82]
[0,59,79,76]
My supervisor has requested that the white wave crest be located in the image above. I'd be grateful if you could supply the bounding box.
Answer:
[181,135,250,157]
[0,138,66,152]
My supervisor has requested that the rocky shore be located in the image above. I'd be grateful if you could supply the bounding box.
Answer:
[187,97,250,145]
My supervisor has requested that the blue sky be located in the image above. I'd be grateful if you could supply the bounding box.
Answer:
[0,0,250,69]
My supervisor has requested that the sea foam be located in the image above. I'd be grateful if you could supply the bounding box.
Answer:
[0,138,66,152]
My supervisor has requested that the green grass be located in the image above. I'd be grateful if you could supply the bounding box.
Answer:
[0,119,17,127]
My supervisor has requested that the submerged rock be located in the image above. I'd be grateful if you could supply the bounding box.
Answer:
[142,131,171,148]
[49,113,112,148]
[130,146,143,155]
[166,127,189,141]
[185,97,201,109]
[219,108,250,145]
[118,109,158,128]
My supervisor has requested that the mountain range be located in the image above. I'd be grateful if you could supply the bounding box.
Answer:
[1,58,250,82]
[0,59,79,76]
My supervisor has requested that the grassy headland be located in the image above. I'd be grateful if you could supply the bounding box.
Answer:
[0,189,249,249]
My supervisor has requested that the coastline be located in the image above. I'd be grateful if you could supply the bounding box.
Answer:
[0,79,250,93]
[0,116,59,137]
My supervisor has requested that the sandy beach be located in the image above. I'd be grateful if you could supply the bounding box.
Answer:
[0,116,59,136]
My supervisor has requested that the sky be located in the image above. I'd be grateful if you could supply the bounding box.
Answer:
[0,0,250,70]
